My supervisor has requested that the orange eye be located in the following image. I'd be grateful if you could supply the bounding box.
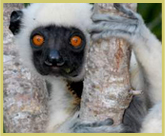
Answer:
[32,35,44,46]
[70,36,82,47]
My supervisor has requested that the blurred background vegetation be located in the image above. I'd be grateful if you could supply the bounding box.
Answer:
[138,3,162,41]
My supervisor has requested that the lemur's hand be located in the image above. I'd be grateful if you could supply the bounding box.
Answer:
[70,96,146,133]
[89,3,146,42]
[71,118,124,133]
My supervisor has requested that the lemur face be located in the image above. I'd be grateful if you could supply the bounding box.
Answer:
[30,25,86,78]
[9,4,93,81]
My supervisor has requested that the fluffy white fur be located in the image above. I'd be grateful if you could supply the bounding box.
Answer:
[15,3,93,80]
[14,3,93,132]
[128,16,162,133]
[130,31,162,104]
[45,77,75,132]
[140,102,162,133]
[129,16,162,133]
[13,3,162,133]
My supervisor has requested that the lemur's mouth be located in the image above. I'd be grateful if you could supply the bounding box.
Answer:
[51,66,60,70]
[50,66,78,77]
[44,61,81,78]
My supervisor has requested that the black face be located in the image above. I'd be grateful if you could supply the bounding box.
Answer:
[30,25,86,79]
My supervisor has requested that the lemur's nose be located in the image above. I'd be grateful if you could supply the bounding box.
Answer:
[44,50,65,67]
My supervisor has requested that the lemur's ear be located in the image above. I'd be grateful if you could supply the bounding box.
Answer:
[9,10,23,35]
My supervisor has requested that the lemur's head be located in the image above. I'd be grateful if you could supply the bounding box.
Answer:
[9,3,93,81]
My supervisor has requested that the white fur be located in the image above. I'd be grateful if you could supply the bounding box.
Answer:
[15,3,93,78]
[14,3,93,133]
[14,3,162,133]
[45,76,76,132]
[140,102,162,133]
[130,24,162,133]
[131,26,162,105]
[130,51,144,90]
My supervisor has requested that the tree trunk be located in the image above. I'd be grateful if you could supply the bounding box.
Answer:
[80,3,137,125]
[3,3,48,133]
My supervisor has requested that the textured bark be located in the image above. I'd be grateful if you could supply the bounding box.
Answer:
[3,3,48,133]
[80,3,137,125]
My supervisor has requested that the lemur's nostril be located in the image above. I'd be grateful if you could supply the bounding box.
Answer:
[44,50,65,67]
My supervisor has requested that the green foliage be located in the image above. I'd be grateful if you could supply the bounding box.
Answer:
[138,3,162,41]
[24,3,30,7]
[3,124,6,133]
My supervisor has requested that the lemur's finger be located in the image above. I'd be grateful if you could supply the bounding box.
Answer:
[114,3,138,19]
[92,13,138,24]
[91,30,131,42]
[91,13,113,23]
[88,21,138,35]
[92,118,114,127]
[91,13,131,23]
[73,118,113,129]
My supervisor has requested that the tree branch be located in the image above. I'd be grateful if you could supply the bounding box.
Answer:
[80,3,137,125]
